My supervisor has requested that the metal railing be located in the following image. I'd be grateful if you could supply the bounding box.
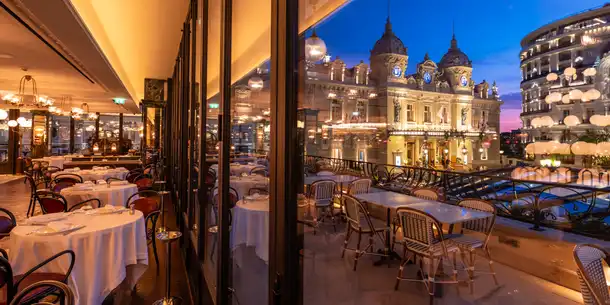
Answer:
[306,155,610,240]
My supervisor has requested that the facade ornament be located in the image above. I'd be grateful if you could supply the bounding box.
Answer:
[461,107,469,125]
[393,99,401,123]
[492,80,499,99]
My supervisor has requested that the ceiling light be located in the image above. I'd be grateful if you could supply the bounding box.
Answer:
[0,110,7,120]
[0,54,13,59]
[7,120,17,128]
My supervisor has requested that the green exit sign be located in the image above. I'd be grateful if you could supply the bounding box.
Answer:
[209,103,219,109]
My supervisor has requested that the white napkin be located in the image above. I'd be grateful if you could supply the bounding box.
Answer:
[74,167,81,171]
[64,168,75,173]
[46,221,71,232]
[96,180,106,185]
[73,184,93,191]
[83,181,94,185]
[110,180,128,186]
[103,205,117,210]
[245,193,269,200]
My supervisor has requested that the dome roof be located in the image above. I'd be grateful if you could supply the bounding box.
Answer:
[439,35,471,68]
[370,19,407,57]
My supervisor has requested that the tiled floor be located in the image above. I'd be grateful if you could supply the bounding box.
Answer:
[230,219,583,305]
[0,177,192,305]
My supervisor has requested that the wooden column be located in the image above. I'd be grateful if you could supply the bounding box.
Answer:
[154,107,161,150]
[7,109,19,174]
[94,112,100,142]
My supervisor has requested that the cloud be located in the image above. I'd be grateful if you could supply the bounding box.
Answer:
[501,108,522,132]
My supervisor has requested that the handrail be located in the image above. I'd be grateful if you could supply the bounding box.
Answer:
[306,155,610,240]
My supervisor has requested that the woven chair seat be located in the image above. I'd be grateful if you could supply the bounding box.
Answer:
[446,234,484,250]
[404,240,458,257]
[307,198,332,207]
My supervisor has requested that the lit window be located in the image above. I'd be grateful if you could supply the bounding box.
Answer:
[424,106,431,123]
[406,104,414,122]
[481,148,488,161]
[331,100,342,121]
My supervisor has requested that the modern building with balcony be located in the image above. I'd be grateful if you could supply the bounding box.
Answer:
[520,4,610,148]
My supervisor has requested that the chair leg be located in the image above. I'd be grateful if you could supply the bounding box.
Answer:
[460,251,474,294]
[452,252,460,295]
[353,232,362,271]
[427,258,437,305]
[341,225,352,258]
[394,246,409,291]
[150,216,160,273]
[27,196,34,217]
[486,248,499,286]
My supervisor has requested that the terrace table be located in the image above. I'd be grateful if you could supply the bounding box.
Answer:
[354,191,492,266]
[33,156,66,169]
[60,182,139,209]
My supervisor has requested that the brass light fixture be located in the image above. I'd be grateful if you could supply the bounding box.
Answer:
[2,74,53,108]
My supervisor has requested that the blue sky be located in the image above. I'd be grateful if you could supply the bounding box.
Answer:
[315,0,605,131]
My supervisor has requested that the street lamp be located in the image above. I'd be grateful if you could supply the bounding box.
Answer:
[305,29,327,62]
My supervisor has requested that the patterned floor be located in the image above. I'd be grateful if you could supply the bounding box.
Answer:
[0,179,192,305]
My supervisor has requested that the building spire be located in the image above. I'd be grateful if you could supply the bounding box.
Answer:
[385,0,392,33]
[451,20,458,49]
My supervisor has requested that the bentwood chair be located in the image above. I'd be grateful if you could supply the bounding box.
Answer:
[574,244,610,305]
[134,174,154,191]
[9,280,74,305]
[209,187,239,263]
[248,188,269,196]
[126,191,161,271]
[0,208,16,240]
[341,195,389,270]
[394,207,459,304]
[451,198,498,293]
[307,180,338,232]
[24,174,48,217]
[249,167,268,177]
[412,187,444,201]
[34,191,68,214]
[0,250,75,305]
[52,174,83,184]
[67,198,101,211]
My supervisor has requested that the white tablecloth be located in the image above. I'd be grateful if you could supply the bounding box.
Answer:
[52,168,129,182]
[9,211,148,305]
[60,183,139,209]
[33,157,66,169]
[231,200,269,262]
[211,163,262,176]
[215,176,269,199]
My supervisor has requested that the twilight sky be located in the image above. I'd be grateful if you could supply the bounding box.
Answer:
[315,0,605,132]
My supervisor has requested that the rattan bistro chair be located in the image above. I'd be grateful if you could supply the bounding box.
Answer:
[394,207,459,303]
[341,195,389,270]
[451,198,498,293]
[346,178,372,196]
[412,187,443,201]
[574,244,610,305]
[307,180,338,231]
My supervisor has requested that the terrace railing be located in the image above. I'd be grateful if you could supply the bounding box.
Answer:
[305,155,610,241]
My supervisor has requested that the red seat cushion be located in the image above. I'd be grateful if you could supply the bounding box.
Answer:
[135,178,153,190]
[39,198,65,214]
[12,272,65,304]
[132,198,159,217]
[0,217,14,235]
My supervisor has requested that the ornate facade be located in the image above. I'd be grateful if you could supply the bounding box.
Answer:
[304,19,502,169]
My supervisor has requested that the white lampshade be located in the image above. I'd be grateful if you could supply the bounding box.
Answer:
[571,141,588,155]
[550,92,563,102]
[564,115,580,127]
[564,67,577,76]
[546,73,558,81]
[531,117,541,128]
[7,120,17,128]
[248,76,264,91]
[590,115,610,127]
[541,116,554,127]
[583,67,597,77]
[544,95,554,104]
[525,143,535,153]
[21,119,32,128]
[581,94,590,102]
[569,89,583,100]
[16,117,26,125]
[597,142,610,156]
[562,94,571,104]
[0,109,7,120]
[586,89,601,100]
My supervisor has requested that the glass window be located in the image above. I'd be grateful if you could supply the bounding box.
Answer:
[74,120,95,153]
[123,114,143,152]
[424,105,431,123]
[406,104,413,122]
[331,100,342,121]
[49,115,70,155]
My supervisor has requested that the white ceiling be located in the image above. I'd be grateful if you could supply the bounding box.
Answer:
[0,1,137,113]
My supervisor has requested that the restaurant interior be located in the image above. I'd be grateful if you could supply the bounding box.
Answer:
[0,0,609,305]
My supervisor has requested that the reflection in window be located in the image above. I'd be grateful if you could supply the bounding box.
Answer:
[50,115,70,155]
[123,114,143,152]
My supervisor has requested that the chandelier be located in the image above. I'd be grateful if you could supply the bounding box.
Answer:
[71,103,97,120]
[2,74,53,108]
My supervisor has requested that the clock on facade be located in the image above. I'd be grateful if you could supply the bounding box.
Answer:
[392,66,402,77]
[460,75,468,87]
[423,71,432,84]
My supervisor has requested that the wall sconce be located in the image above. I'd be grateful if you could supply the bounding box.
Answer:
[111,143,117,153]
[93,143,99,153]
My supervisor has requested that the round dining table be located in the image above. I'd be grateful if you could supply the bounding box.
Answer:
[9,210,148,305]
[215,175,269,199]
[211,163,262,176]
[60,182,139,209]
[33,156,66,169]
[231,199,270,263]
[52,167,129,182]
